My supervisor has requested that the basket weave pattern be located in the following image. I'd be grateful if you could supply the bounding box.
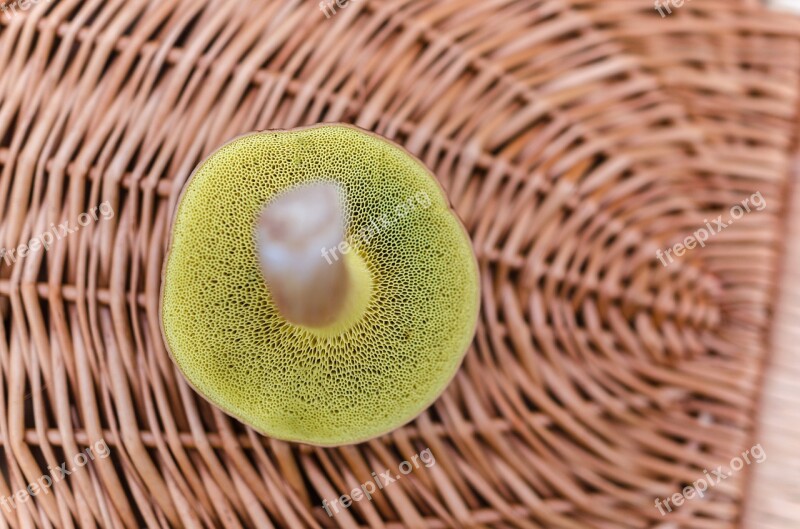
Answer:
[0,0,798,527]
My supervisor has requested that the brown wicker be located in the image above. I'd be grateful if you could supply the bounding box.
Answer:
[567,4,800,526]
[0,0,798,528]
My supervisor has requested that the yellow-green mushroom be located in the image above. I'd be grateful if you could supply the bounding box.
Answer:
[161,124,480,446]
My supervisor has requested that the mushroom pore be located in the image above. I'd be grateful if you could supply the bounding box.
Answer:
[161,124,480,446]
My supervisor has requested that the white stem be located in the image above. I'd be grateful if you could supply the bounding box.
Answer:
[256,182,349,327]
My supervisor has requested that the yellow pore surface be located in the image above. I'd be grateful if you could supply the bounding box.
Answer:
[162,124,479,446]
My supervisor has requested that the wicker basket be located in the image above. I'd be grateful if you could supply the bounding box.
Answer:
[0,0,798,527]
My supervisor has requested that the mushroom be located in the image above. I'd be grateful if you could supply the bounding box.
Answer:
[161,123,480,446]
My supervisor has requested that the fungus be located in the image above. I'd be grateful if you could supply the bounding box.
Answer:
[161,124,480,446]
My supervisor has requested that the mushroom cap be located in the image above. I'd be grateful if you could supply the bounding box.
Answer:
[161,124,480,446]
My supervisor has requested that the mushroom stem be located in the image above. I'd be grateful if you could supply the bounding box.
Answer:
[256,182,350,327]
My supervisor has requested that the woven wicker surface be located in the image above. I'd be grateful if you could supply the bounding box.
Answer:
[0,0,798,528]
[743,144,800,529]
[568,3,800,527]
